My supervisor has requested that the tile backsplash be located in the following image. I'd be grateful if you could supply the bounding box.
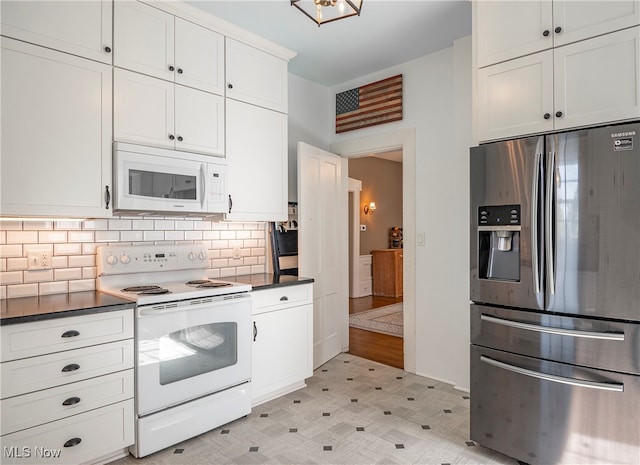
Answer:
[0,218,268,299]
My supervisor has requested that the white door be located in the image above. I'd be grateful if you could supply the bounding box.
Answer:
[298,142,348,369]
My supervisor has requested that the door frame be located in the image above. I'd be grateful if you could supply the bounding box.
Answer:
[331,128,416,373]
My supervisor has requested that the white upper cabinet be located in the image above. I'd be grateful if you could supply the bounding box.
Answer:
[114,1,224,95]
[476,0,640,67]
[114,68,224,156]
[0,0,113,64]
[478,27,640,141]
[1,37,113,218]
[226,38,288,113]
[226,99,288,221]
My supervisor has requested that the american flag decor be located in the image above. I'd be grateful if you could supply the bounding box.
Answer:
[335,74,403,134]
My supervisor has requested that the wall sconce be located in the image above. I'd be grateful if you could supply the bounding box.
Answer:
[363,201,376,215]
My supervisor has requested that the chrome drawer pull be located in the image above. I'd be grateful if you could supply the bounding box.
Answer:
[61,363,80,372]
[61,330,80,338]
[63,437,82,448]
[481,314,625,341]
[62,396,81,406]
[280,296,289,301]
[480,356,624,392]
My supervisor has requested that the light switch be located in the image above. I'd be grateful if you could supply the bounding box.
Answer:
[27,251,52,270]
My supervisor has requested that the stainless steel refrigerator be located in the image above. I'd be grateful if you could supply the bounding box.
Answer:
[469,122,640,465]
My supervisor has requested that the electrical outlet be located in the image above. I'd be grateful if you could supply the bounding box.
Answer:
[28,251,52,270]
[417,232,426,246]
[232,247,242,259]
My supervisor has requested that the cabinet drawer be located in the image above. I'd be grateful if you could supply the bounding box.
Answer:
[1,369,134,435]
[251,284,312,315]
[1,340,134,399]
[1,309,133,362]
[0,399,134,465]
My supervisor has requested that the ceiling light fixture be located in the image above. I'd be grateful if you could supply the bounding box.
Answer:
[290,0,363,27]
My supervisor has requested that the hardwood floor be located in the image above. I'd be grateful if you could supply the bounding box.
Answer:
[348,295,404,369]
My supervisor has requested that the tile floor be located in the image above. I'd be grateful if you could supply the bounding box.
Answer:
[112,353,518,465]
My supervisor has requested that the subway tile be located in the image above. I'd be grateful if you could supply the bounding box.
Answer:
[69,279,95,293]
[51,256,68,268]
[23,244,52,256]
[240,248,251,257]
[24,269,54,283]
[0,244,22,258]
[184,231,203,241]
[243,239,258,248]
[219,268,236,277]
[0,231,5,245]
[6,257,28,271]
[257,239,265,247]
[39,281,68,295]
[39,231,67,243]
[211,222,228,231]
[235,266,251,275]
[120,230,143,242]
[23,221,53,231]
[251,264,265,274]
[55,220,82,230]
[0,259,6,272]
[220,230,236,240]
[251,248,265,256]
[83,267,97,279]
[0,286,6,299]
[165,231,184,241]
[244,257,258,266]
[251,230,265,239]
[132,220,154,230]
[210,240,228,249]
[55,268,82,281]
[211,259,229,268]
[236,230,251,240]
[7,283,38,298]
[82,219,108,230]
[175,220,194,230]
[108,219,132,231]
[83,243,98,254]
[154,220,175,230]
[0,271,23,285]
[69,255,95,268]
[7,231,38,244]
[0,221,23,230]
[206,269,221,279]
[203,230,220,240]
[228,239,243,249]
[208,249,220,259]
[258,256,265,265]
[194,221,212,231]
[54,243,82,256]
[143,230,164,242]
[220,249,233,259]
[95,231,120,242]
[68,231,95,242]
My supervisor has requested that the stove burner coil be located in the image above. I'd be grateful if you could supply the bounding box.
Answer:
[139,288,171,295]
[197,282,232,288]
[122,285,162,292]
[185,280,211,285]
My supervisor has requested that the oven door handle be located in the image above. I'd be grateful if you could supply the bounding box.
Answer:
[481,314,625,341]
[480,356,624,392]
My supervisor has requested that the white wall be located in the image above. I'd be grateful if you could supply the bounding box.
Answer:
[324,36,473,390]
[287,74,332,202]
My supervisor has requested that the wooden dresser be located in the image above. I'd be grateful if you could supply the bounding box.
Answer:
[372,249,403,297]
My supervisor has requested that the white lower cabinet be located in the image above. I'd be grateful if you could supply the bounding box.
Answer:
[251,284,313,406]
[0,310,134,465]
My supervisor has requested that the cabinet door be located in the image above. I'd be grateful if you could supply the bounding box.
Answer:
[477,51,554,142]
[553,0,640,47]
[114,68,175,150]
[174,85,225,156]
[175,17,225,95]
[1,0,113,64]
[226,99,288,221]
[1,37,112,217]
[554,26,640,130]
[114,1,174,81]
[252,304,312,404]
[475,0,553,67]
[226,38,288,113]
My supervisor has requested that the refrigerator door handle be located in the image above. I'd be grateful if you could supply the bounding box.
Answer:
[480,314,625,341]
[531,151,542,294]
[480,356,624,392]
[545,150,556,295]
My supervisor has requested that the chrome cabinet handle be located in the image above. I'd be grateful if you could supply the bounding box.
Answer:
[280,296,289,301]
[104,186,111,210]
[61,330,80,338]
[480,355,624,392]
[62,396,81,406]
[253,321,258,341]
[62,363,80,372]
[481,314,625,341]
[63,438,82,448]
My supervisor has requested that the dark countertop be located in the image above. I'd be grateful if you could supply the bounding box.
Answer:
[0,291,135,326]
[230,273,314,291]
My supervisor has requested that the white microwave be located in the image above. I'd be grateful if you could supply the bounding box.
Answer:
[113,143,228,216]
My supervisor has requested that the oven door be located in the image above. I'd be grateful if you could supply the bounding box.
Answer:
[136,294,252,416]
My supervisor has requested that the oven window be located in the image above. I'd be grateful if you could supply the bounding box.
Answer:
[129,169,197,200]
[159,322,237,385]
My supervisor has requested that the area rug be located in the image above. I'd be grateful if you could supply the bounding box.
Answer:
[348,303,403,337]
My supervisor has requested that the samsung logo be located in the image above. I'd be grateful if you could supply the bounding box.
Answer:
[611,131,636,137]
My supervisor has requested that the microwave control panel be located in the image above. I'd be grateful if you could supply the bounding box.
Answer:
[207,163,227,211]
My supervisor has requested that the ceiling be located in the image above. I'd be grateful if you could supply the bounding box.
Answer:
[185,1,472,87]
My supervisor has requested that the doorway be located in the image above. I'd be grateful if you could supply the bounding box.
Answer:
[347,151,403,369]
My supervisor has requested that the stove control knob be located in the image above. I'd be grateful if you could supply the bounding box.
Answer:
[106,254,118,265]
[120,254,131,265]
[188,251,197,261]
[198,251,207,261]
